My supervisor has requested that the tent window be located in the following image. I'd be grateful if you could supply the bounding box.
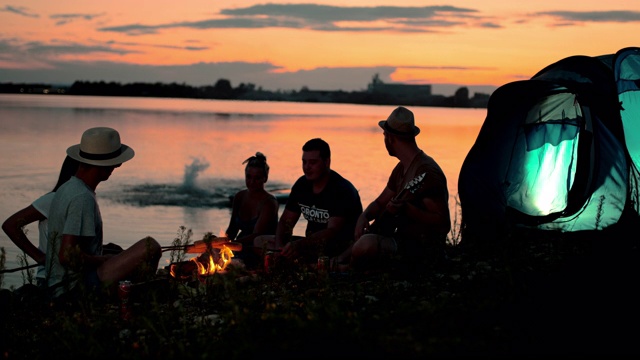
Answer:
[505,92,582,216]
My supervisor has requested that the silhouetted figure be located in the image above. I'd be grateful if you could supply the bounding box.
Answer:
[254,138,362,265]
[225,152,279,268]
[333,107,451,274]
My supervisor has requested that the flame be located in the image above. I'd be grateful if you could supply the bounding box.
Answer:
[169,243,237,280]
[192,245,235,276]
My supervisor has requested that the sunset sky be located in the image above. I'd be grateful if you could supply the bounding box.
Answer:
[1,1,639,95]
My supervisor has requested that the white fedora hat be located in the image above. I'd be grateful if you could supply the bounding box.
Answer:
[67,127,135,166]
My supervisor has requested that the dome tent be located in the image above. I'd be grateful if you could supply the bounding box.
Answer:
[458,47,640,242]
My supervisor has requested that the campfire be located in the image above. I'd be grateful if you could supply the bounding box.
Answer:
[166,237,243,280]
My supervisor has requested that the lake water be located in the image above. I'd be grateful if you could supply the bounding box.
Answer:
[0,94,485,289]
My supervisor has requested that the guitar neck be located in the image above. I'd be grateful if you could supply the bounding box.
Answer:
[393,187,410,201]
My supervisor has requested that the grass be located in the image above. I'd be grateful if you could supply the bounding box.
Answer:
[1,212,640,358]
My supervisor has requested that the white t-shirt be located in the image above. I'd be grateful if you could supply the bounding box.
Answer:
[46,176,103,297]
[31,192,55,280]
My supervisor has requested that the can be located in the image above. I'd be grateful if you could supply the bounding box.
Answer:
[264,251,275,273]
[317,256,330,274]
[119,280,133,320]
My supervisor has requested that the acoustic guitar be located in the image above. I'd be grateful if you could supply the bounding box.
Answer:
[368,172,427,237]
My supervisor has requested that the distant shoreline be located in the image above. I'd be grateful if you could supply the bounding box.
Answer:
[0,80,491,109]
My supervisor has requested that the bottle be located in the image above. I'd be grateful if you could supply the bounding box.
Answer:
[118,280,133,320]
[264,251,275,273]
[317,256,329,276]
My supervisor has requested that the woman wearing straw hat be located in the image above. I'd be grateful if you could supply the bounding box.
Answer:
[45,127,161,301]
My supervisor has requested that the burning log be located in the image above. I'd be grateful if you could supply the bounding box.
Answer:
[169,242,239,280]
[169,261,198,280]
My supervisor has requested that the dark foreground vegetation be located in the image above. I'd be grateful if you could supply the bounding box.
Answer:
[2,220,640,359]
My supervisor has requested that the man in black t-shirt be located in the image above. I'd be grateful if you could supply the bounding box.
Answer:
[254,138,362,263]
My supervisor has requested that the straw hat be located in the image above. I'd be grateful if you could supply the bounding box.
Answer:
[67,127,135,166]
[378,106,420,137]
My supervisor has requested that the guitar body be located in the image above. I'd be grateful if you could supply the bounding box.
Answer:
[367,172,427,238]
[368,213,399,237]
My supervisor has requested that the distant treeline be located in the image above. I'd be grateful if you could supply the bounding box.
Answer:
[0,79,490,108]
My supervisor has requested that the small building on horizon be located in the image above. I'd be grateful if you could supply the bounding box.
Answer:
[367,73,432,98]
